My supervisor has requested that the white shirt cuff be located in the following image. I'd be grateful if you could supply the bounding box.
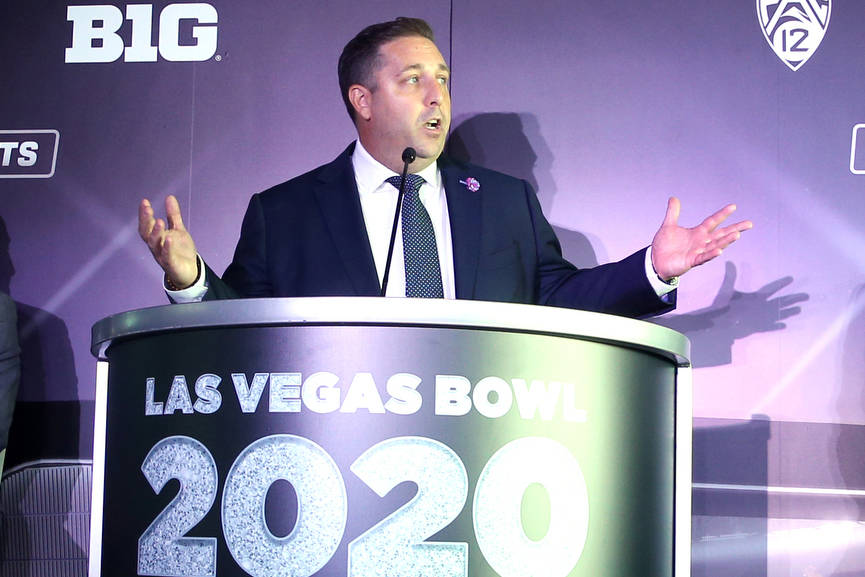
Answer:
[165,255,208,303]
[645,247,678,297]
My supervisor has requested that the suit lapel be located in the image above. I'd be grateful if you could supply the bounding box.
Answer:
[442,161,481,299]
[314,144,381,296]
[311,148,483,299]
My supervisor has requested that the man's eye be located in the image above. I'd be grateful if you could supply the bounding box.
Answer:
[407,76,419,84]
[437,77,449,85]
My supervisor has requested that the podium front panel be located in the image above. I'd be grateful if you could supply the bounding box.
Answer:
[91,298,688,577]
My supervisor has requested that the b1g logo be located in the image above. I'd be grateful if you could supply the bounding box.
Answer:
[65,3,218,63]
[0,130,60,179]
[757,0,831,71]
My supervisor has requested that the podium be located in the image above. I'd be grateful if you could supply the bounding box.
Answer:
[90,298,691,577]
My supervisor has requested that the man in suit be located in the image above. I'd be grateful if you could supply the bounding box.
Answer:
[139,18,751,317]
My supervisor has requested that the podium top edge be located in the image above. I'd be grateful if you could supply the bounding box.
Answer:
[90,297,690,365]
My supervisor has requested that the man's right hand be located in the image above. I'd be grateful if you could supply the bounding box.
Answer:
[138,195,199,290]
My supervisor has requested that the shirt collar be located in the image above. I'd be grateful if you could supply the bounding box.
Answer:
[352,139,441,195]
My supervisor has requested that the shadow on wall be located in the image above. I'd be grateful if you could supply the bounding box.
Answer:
[447,112,600,269]
[0,215,89,574]
[0,215,87,467]
[447,113,809,365]
[652,262,809,368]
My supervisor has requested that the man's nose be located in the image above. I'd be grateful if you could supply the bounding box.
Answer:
[426,80,446,106]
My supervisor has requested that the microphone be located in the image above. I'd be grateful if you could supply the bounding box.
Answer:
[380,147,416,297]
[402,147,417,164]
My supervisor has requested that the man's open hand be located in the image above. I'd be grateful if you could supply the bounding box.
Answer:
[651,197,753,281]
[138,195,198,289]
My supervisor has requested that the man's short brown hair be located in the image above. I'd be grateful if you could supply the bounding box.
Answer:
[337,17,435,122]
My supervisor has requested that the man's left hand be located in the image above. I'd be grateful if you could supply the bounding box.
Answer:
[651,197,753,281]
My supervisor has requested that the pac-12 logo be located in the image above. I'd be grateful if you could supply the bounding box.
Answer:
[66,3,218,63]
[757,0,830,71]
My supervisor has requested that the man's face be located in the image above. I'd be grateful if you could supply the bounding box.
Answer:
[355,35,451,173]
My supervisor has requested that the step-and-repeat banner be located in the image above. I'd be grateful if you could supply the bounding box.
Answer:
[1,1,864,575]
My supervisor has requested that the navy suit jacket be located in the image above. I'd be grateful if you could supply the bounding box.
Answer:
[203,143,674,318]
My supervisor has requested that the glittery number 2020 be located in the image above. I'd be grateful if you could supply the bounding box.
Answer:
[137,435,589,577]
[138,437,218,576]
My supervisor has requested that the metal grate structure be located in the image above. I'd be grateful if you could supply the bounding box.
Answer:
[0,461,91,577]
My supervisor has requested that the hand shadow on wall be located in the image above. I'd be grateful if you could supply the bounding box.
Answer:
[448,113,809,366]
[651,262,809,368]
[0,214,85,574]
[448,112,600,269]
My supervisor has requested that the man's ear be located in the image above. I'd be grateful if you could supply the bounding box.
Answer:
[348,84,372,121]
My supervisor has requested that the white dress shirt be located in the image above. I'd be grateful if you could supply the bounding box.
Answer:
[352,140,455,298]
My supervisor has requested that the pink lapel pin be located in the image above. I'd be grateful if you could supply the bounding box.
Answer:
[460,177,480,192]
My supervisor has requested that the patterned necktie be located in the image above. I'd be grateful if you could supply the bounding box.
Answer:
[386,174,444,298]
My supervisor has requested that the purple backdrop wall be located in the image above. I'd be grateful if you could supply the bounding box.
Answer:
[1,1,864,575]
